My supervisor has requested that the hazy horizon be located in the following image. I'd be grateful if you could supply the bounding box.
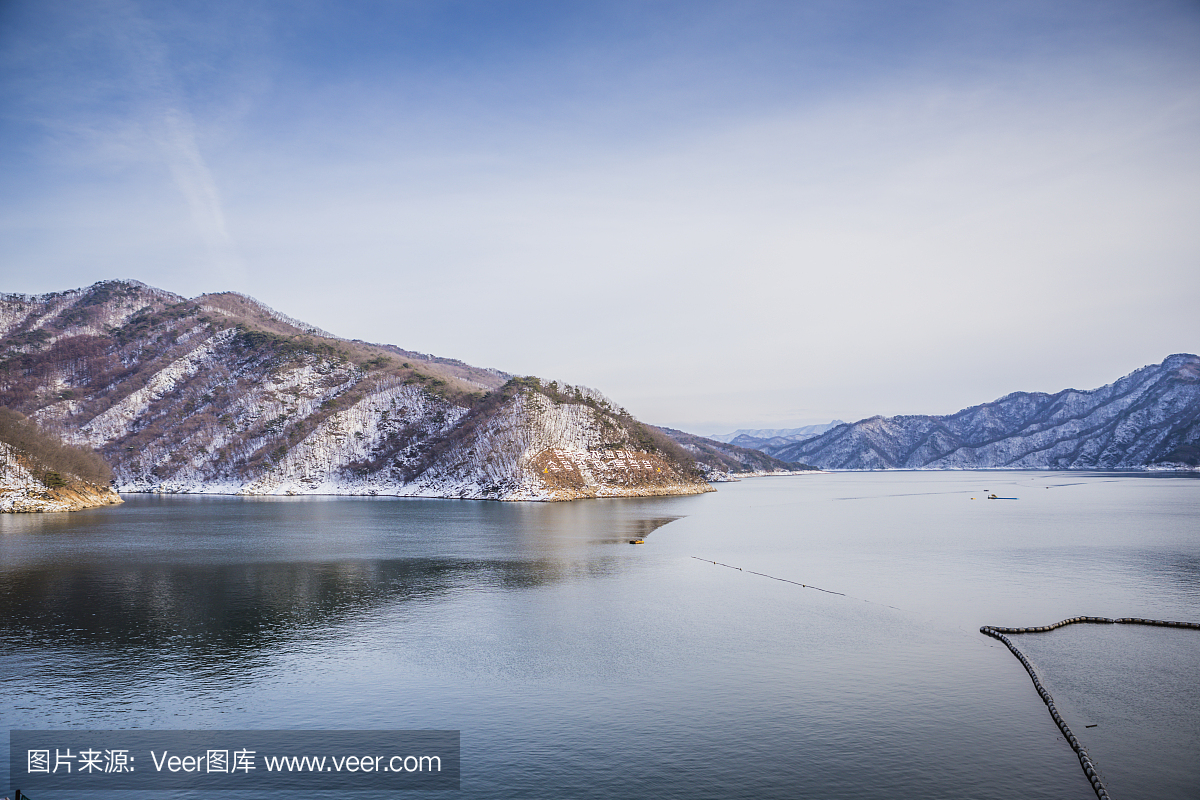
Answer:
[3,1,1198,433]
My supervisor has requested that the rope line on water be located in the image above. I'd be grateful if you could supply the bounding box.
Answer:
[691,557,845,595]
[981,616,1200,800]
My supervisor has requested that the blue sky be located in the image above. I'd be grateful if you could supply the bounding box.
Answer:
[2,0,1198,434]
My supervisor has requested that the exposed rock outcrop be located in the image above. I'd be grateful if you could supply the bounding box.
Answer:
[0,441,122,512]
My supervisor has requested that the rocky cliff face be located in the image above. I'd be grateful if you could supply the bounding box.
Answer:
[0,441,122,512]
[1,281,712,500]
[769,354,1200,470]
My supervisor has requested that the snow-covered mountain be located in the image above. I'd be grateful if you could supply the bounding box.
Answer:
[766,354,1200,470]
[707,422,843,444]
[654,426,816,480]
[0,281,713,500]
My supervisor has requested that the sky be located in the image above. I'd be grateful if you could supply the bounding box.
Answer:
[1,0,1198,435]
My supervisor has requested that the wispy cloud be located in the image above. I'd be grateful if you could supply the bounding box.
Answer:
[1,0,246,284]
[106,0,244,284]
[157,106,240,278]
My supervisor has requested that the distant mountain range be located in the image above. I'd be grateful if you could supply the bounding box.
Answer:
[707,422,845,450]
[1,280,800,502]
[743,354,1200,470]
[653,427,814,477]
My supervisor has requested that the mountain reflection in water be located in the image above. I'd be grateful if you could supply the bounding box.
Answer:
[2,558,596,651]
[0,496,688,667]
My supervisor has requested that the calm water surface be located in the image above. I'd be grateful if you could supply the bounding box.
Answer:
[2,471,1198,799]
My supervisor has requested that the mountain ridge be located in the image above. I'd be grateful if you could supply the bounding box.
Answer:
[760,354,1200,470]
[653,426,817,479]
[706,422,843,444]
[0,280,719,500]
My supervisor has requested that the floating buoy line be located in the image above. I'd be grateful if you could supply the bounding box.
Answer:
[981,617,1200,800]
[695,556,1200,800]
